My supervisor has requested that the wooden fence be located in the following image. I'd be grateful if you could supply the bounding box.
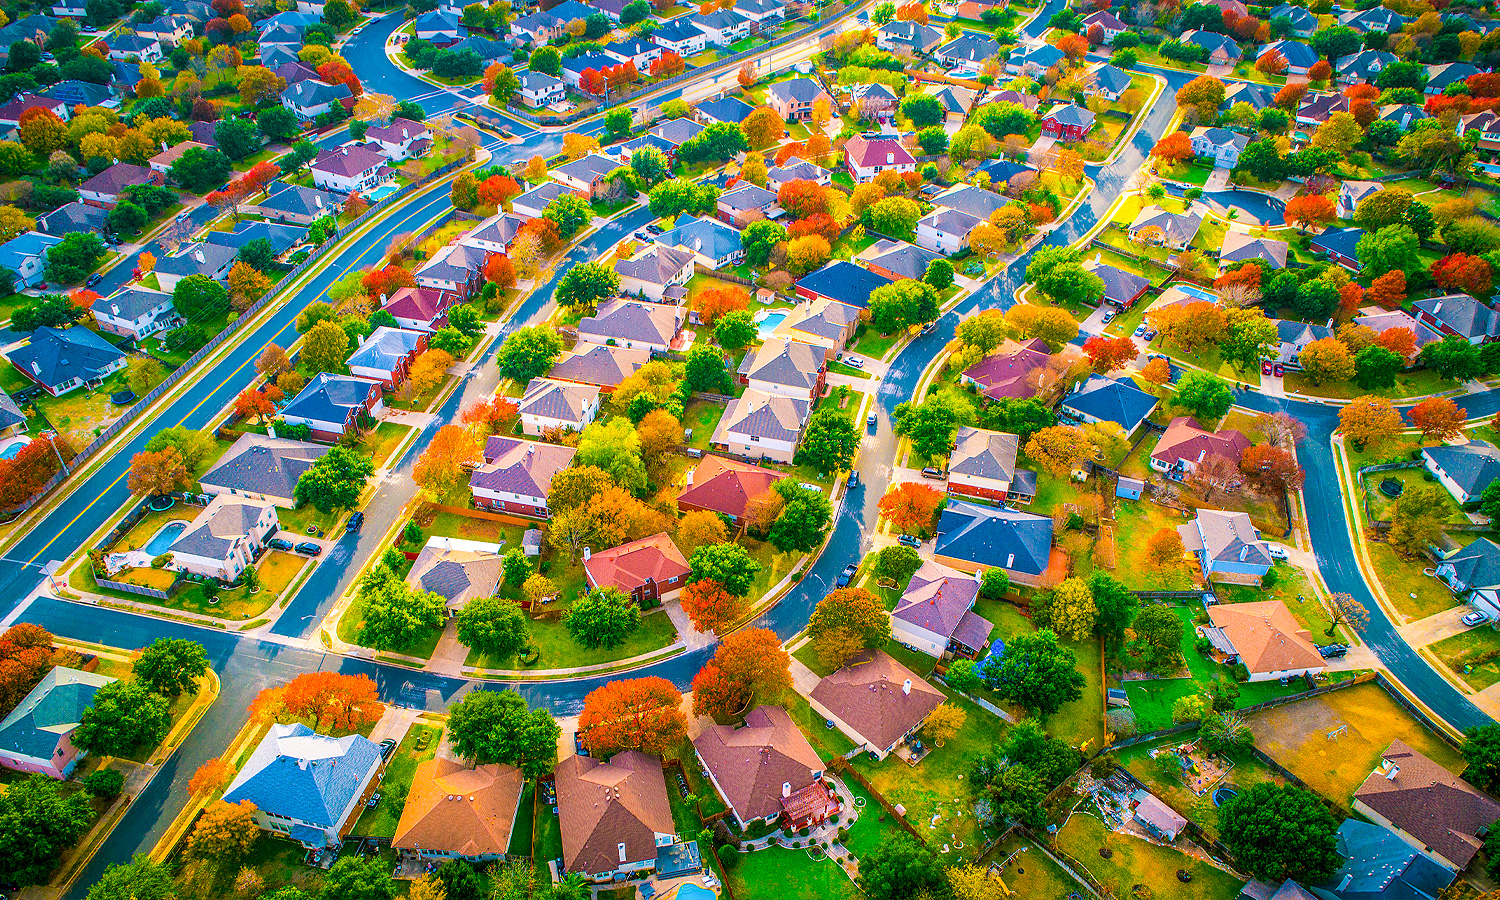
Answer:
[427,502,545,527]
[826,757,929,847]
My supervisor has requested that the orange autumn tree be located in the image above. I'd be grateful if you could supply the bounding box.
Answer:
[1376,326,1416,359]
[1083,335,1138,372]
[189,757,233,794]
[1151,131,1193,165]
[1409,396,1467,440]
[234,387,274,425]
[1285,193,1335,231]
[1368,269,1406,307]
[485,253,516,288]
[878,482,945,537]
[249,672,384,733]
[1141,356,1172,387]
[413,424,481,502]
[460,395,518,436]
[1145,527,1186,571]
[578,676,687,756]
[362,264,415,298]
[690,627,792,719]
[693,284,750,325]
[680,579,745,634]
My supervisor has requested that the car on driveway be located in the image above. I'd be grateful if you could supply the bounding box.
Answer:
[295,541,322,556]
[1319,644,1348,658]
[1133,324,1148,337]
[921,467,944,480]
[1267,544,1288,560]
[845,356,865,369]
[1273,363,1284,377]
[1101,309,1116,324]
[835,563,858,588]
[378,739,397,759]
[1262,360,1273,376]
[1463,610,1491,627]
[897,534,921,549]
[268,537,294,551]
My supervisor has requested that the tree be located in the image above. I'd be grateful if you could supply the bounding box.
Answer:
[578,676,687,756]
[1255,49,1288,76]
[251,671,385,733]
[446,689,559,777]
[1463,724,1500,794]
[188,800,258,860]
[738,219,785,268]
[1024,425,1094,478]
[1174,371,1234,420]
[683,344,731,395]
[741,106,784,147]
[1176,75,1227,121]
[1048,577,1096,641]
[554,261,618,309]
[1219,783,1341,881]
[133,637,207,696]
[1004,304,1079,346]
[73,679,172,757]
[1388,484,1449,556]
[0,775,93,886]
[84,856,176,900]
[1339,395,1402,447]
[1285,193,1335,232]
[1132,603,1184,672]
[713,309,756,350]
[172,274,229,324]
[692,284,750,326]
[1151,131,1194,164]
[1325,591,1369,636]
[921,702,966,748]
[691,627,791,719]
[1357,224,1421,276]
[1027,247,1104,307]
[983,630,1083,717]
[294,445,375,513]
[769,481,832,553]
[875,545,922,585]
[321,857,396,900]
[169,146,231,192]
[128,447,191,497]
[1355,345,1404,390]
[44,232,105,285]
[786,234,832,276]
[565,586,641,649]
[1421,334,1485,381]
[1410,397,1466,440]
[869,278,940,332]
[542,193,592,239]
[878,482,944,537]
[807,587,891,670]
[1083,335,1137,372]
[455,596,527,659]
[215,118,261,161]
[794,407,859,474]
[1368,269,1406,308]
[299,318,352,376]
[857,834,945,900]
[234,386,275,426]
[495,325,562,385]
[649,178,719,218]
[686,541,759,597]
[1240,444,1305,495]
[865,196,922,239]
[1298,336,1355,385]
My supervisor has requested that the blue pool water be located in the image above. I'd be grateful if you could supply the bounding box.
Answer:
[144,521,188,556]
[756,311,788,338]
[1175,284,1220,302]
[675,886,716,900]
[365,183,400,202]
[0,438,29,459]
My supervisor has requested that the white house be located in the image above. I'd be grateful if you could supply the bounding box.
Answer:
[916,208,981,254]
[518,377,600,436]
[310,144,389,194]
[365,118,430,162]
[709,389,808,463]
[92,285,176,340]
[166,495,280,581]
[1423,440,1500,505]
[280,78,352,120]
[469,436,577,518]
[518,70,565,108]
[1190,126,1250,168]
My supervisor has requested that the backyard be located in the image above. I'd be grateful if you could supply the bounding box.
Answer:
[981,835,1085,898]
[1052,809,1245,900]
[465,607,680,671]
[725,844,858,900]
[1118,740,1280,841]
[349,722,441,838]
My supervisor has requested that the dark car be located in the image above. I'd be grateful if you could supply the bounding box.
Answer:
[268,537,294,551]
[1261,360,1273,376]
[86,273,102,287]
[897,534,921,549]
[347,511,364,532]
[1318,644,1348,658]
[921,467,944,480]
[835,563,858,588]
[1273,363,1284,377]
[848,470,859,488]
[295,541,322,556]
[378,738,397,759]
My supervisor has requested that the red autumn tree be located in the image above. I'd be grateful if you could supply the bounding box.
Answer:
[878,482,945,537]
[478,174,521,207]
[1083,335,1139,372]
[1275,80,1310,111]
[251,671,385,732]
[1086,22,1105,44]
[679,579,746,635]
[1368,269,1406,307]
[1350,98,1377,127]
[362,264,416,298]
[693,284,750,325]
[516,217,563,254]
[460,395,518,436]
[777,179,828,219]
[344,192,368,218]
[0,624,60,712]
[1150,131,1194,164]
[1055,32,1089,59]
[1285,193,1336,231]
[1215,263,1262,290]
[579,68,605,95]
[316,59,362,96]
[690,627,792,719]
[1470,72,1500,97]
[787,212,841,242]
[895,1,927,21]
[1239,444,1305,495]
[1255,50,1288,76]
[650,51,684,78]
[1339,282,1364,316]
[1432,253,1494,296]
[1344,82,1381,101]
[578,676,687,756]
[1376,326,1417,358]
[773,142,804,166]
[1410,397,1467,440]
[1308,59,1332,82]
[0,437,66,510]
[485,253,516,288]
[234,388,274,424]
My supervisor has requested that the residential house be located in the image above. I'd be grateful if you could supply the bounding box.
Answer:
[774,297,861,350]
[252,182,341,225]
[766,78,828,122]
[588,0,628,22]
[190,118,222,146]
[583,532,691,604]
[310,144,389,194]
[518,378,600,436]
[688,9,749,46]
[696,95,755,125]
[937,31,1001,69]
[511,11,565,45]
[42,79,112,110]
[92,285,176,341]
[278,373,384,441]
[259,42,300,68]
[1128,206,1203,249]
[948,426,1033,503]
[414,9,464,44]
[808,650,945,760]
[717,183,780,227]
[148,140,210,177]
[860,239,942,282]
[1179,509,1274,584]
[1353,741,1500,871]
[512,181,575,219]
[734,0,785,28]
[518,70,565,108]
[653,216,744,268]
[843,132,917,184]
[1414,294,1500,344]
[651,18,708,55]
[1297,91,1351,126]
[609,133,680,166]
[199,433,329,508]
[1335,49,1395,84]
[1135,794,1188,842]
[877,20,944,54]
[1437,537,1500,621]
[1312,227,1363,270]
[168,495,279,581]
[1339,180,1382,220]
[1426,62,1478,94]
[676,455,785,526]
[1202,599,1325,679]
[694,705,835,830]
[1150,416,1251,481]
[383,286,460,332]
[1272,319,1333,369]
[1060,374,1160,437]
[1460,110,1500,151]
[281,79,353,120]
[1085,258,1150,308]
[37,201,107,237]
[554,751,674,880]
[393,759,524,864]
[1423,440,1500,504]
[1220,232,1289,271]
[346,326,427,390]
[1309,819,1455,900]
[548,343,650,392]
[6,326,126,397]
[0,667,114,779]
[737,337,829,401]
[1087,64,1133,102]
[931,84,979,120]
[959,338,1054,402]
[930,184,1008,221]
[107,33,162,61]
[1040,104,1096,142]
[415,242,486,297]
[154,243,237,292]
[1258,39,1319,75]
[578,299,683,353]
[795,260,891,308]
[914,207,980,254]
[616,245,695,302]
[710,389,810,463]
[1181,29,1242,64]
[1220,80,1277,112]
[366,118,431,162]
[204,221,305,259]
[1206,0,1249,16]
[406,541,504,613]
[79,163,159,209]
[933,500,1055,585]
[849,82,899,122]
[1191,126,1250,167]
[602,37,662,68]
[892,559,994,658]
[1269,3,1318,35]
[0,94,68,136]
[767,156,831,192]
[470,436,577,517]
[1082,9,1128,41]
[0,231,60,288]
[222,723,384,849]
[1356,306,1442,351]
[553,154,621,199]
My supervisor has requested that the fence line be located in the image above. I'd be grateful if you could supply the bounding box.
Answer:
[1372,671,1464,748]
[93,576,174,600]
[826,757,929,847]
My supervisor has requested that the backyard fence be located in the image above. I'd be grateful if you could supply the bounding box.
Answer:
[826,757,930,848]
[1372,671,1465,748]
[1022,826,1112,900]
[697,264,755,287]
[1088,238,1215,286]
[427,502,544,527]
[93,576,175,600]
[2,158,469,520]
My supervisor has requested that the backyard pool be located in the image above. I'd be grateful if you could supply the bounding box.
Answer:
[366,182,400,202]
[1175,284,1220,303]
[755,309,788,338]
[144,520,189,556]
[0,436,31,459]
[672,885,716,900]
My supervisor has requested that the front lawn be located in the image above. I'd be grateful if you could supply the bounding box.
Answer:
[851,326,902,361]
[365,421,413,467]
[278,502,343,538]
[465,607,679,671]
[1284,366,1455,401]
[349,722,441,838]
[1431,626,1500,691]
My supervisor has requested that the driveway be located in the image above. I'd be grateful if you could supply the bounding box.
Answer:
[1079,304,1113,337]
[1399,606,1474,650]
[1204,165,1231,192]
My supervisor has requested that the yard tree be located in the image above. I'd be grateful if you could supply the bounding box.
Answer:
[635,409,683,463]
[1285,192,1336,231]
[496,325,562,385]
[866,196,922,239]
[1367,269,1407,307]
[128,447,191,498]
[1132,603,1185,672]
[857,834,945,900]
[1358,224,1422,275]
[648,178,718,218]
[436,861,489,900]
[894,398,961,460]
[1355,187,1416,231]
[1432,252,1494,296]
[1421,334,1485,380]
[1024,425,1095,478]
[1326,591,1369,636]
[1141,356,1172,387]
[1255,49,1288,75]
[1221,308,1280,371]
[1310,111,1362,155]
[301,318,351,374]
[981,568,1010,600]
[786,233,832,276]
[691,627,791,718]
[876,544,922,584]
[455,596,528,659]
[1464,725,1500,794]
[739,219,786,267]
[1048,577,1096,641]
[1176,74,1227,120]
[1027,246,1104,307]
[42,232,104,285]
[1083,335,1138,372]
[576,418,650,496]
[252,674,385,734]
[1220,783,1341,881]
[1186,453,1242,501]
[868,278,939,333]
[794,407,859,474]
[924,258,954,290]
[676,511,730,559]
[692,284,750,325]
[169,146,232,192]
[1410,397,1467,440]
[133,637,207,696]
[84,856,176,900]
[738,152,768,188]
[971,101,1035,139]
[565,586,641,648]
[741,105,784,146]
[294,445,375,513]
[542,192,592,238]
[234,387,275,425]
[555,261,618,309]
[1298,336,1355,385]
[900,93,944,128]
[188,800,258,861]
[1089,572,1139,645]
[777,178,829,218]
[408,348,452,398]
[877,482,944,537]
[578,676,687,756]
[1355,345,1403,389]
[358,567,446,652]
[1239,444,1305,495]
[447,689,559,777]
[1388,484,1449,556]
[1144,527,1187,574]
[922,703,966,748]
[808,587,891,669]
[1339,395,1403,447]
[683,344,732,394]
[714,309,757,350]
[680,579,745,635]
[1004,304,1079,346]
[984,629,1083,717]
[1174,371,1234,420]
[321,857,396,900]
[1151,130,1194,164]
[73,680,172,757]
[769,481,832,554]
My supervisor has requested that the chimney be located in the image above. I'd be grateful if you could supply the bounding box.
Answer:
[886,152,894,164]
[1006,553,1015,568]
[1433,301,1443,316]
[111,303,119,315]
[1239,545,1249,562]
[583,547,591,560]
[902,679,911,695]
[782,782,791,798]
[160,140,168,152]
[315,195,324,209]
[1385,763,1400,781]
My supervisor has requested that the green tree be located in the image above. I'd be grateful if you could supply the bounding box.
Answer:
[1388,484,1449,556]
[740,219,786,267]
[970,102,1035,139]
[1218,783,1342,881]
[73,680,172,757]
[865,196,922,239]
[1088,571,1138,644]
[554,261,618,308]
[629,147,669,187]
[357,565,446,652]
[794,406,859,474]
[1132,603,1184,672]
[44,232,105,284]
[1420,334,1485,381]
[542,193,592,238]
[1462,724,1500,794]
[1357,224,1422,275]
[868,278,939,333]
[132,637,207,696]
[981,568,1010,599]
[144,427,216,470]
[446,689,560,778]
[172,274,230,324]
[489,65,520,104]
[916,125,948,156]
[1027,246,1105,306]
[0,775,93,886]
[214,118,260,161]
[495,325,562,384]
[683,344,732,394]
[688,542,761,596]
[455,596,528,659]
[924,258,953,290]
[1173,371,1234,420]
[530,46,562,76]
[648,178,719,218]
[1355,344,1403,389]
[894,397,962,460]
[85,855,176,900]
[768,480,833,553]
[875,544,921,584]
[899,93,944,128]
[575,418,649,496]
[565,586,641,648]
[714,309,756,350]
[301,318,352,375]
[604,107,632,138]
[321,856,396,900]
[293,445,376,513]
[982,629,1084,716]
[856,834,945,900]
[257,105,300,142]
[169,146,232,192]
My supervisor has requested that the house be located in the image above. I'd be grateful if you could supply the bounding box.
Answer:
[1272,320,1333,368]
[223,723,384,849]
[43,80,113,110]
[252,182,341,225]
[6,326,126,397]
[583,532,690,605]
[92,285,176,341]
[154,243,237,292]
[134,13,194,45]
[554,751,674,879]
[38,201,108,238]
[406,540,504,613]
[609,133,680,167]
[616,245,695,302]
[1353,741,1500,871]
[1135,794,1188,842]
[649,112,708,144]
[843,133,916,183]
[383,286,460,332]
[602,37,662,69]
[688,9,750,46]
[734,0,785,27]
[548,343,650,391]
[1356,307,1442,351]
[1082,9,1127,42]
[809,650,944,759]
[204,220,306,259]
[278,373,384,441]
[654,216,744,268]
[414,9,464,44]
[717,183,780,227]
[931,84,979,120]
[1269,3,1318,35]
[1426,62,1478,95]
[1087,64,1133,102]
[1181,29,1242,64]
[366,118,431,162]
[1297,91,1350,126]
[1060,374,1159,437]
[774,297,861,350]
[1414,294,1500,344]
[1085,258,1149,309]
[937,32,1001,69]
[393,759,524,864]
[79,163,158,209]
[849,82,900,122]
[578,299,683,353]
[737,337,829,401]
[1220,81,1277,112]
[1179,509,1274,584]
[149,140,210,175]
[1258,39,1319,75]
[169,495,279,581]
[553,154,621,199]
[107,33,162,61]
[1312,227,1363,271]
[0,231,60,288]
[1219,232,1289,272]
[696,95,755,126]
[893,558,994,658]
[914,208,981,255]
[651,18,708,55]
[766,78,828,122]
[1437,538,1500,621]
[1202,599,1324,679]
[1309,819,1455,900]
[588,0,628,22]
[1423,441,1500,505]
[199,433,329,508]
[1150,416,1251,480]
[933,500,1055,585]
[0,667,114,779]
[415,242,486,297]
[1333,181,1380,223]
[518,378,600,436]
[470,436,577,517]
[960,338,1054,402]
[1335,49,1395,84]
[310,144,389,194]
[0,94,68,137]
[1191,126,1250,167]
[1460,110,1500,151]
[676,455,785,526]
[860,239,942,282]
[795,260,891,309]
[259,42,300,68]
[767,156,831,192]
[347,326,427,390]
[513,181,575,219]
[694,706,837,830]
[510,11,565,45]
[518,70,565,108]
[710,389,810,463]
[281,79,352,120]
[877,20,944,54]
[1038,103,1096,143]
[1128,206,1203,250]
[947,426,1033,503]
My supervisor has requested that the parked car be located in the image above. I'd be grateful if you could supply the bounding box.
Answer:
[1273,363,1284,377]
[378,739,397,760]
[867,413,877,429]
[835,563,858,588]
[295,541,322,556]
[1463,610,1491,627]
[1133,324,1147,337]
[1101,309,1116,324]
[1267,544,1288,560]
[347,511,364,532]
[848,470,859,488]
[1143,328,1158,340]
[845,356,865,369]
[86,273,102,287]
[1318,644,1349,658]
[1261,360,1273,376]
[920,466,944,480]
[897,534,921,549]
[268,537,294,551]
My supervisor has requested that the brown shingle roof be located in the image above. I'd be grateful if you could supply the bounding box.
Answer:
[555,750,674,875]
[676,455,786,520]
[1355,740,1500,869]
[692,705,826,822]
[1150,416,1251,469]
[1205,600,1323,674]
[392,758,524,858]
[810,650,944,752]
[583,532,690,593]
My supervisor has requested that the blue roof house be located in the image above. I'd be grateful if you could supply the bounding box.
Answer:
[203,220,307,257]
[653,215,744,269]
[223,723,384,849]
[0,231,62,288]
[1060,374,1160,437]
[277,372,384,442]
[1309,819,1455,900]
[0,666,114,779]
[347,326,427,390]
[795,260,893,309]
[1312,227,1364,271]
[933,500,1055,587]
[7,326,128,397]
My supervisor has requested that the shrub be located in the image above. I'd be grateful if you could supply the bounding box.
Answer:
[85,767,124,798]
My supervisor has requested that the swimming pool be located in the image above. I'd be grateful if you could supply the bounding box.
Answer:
[1175,284,1220,303]
[0,437,31,460]
[366,182,400,202]
[755,310,788,338]
[673,885,716,900]
[144,520,189,556]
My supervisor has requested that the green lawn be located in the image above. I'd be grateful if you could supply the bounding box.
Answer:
[364,421,412,467]
[982,834,1085,898]
[1108,498,1196,591]
[726,845,857,900]
[466,607,679,671]
[1054,810,1244,900]
[851,326,901,360]
[349,723,441,838]
[682,399,726,451]
[533,795,564,874]
[828,361,872,379]
[277,502,343,538]
[784,692,857,762]
[1118,740,1279,842]
[1431,625,1500,690]
[1363,467,1469,525]
[1284,366,1455,401]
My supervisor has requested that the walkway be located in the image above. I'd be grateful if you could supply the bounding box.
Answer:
[663,599,715,652]
[740,774,863,881]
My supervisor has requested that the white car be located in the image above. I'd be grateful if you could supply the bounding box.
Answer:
[1267,545,1288,560]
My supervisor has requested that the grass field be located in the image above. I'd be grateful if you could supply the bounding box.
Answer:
[466,607,680,670]
[981,836,1084,899]
[726,845,858,900]
[1431,626,1500,690]
[1108,500,1196,590]
[1054,809,1245,900]
[1246,681,1464,807]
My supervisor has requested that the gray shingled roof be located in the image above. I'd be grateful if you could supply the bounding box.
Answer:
[93,286,172,322]
[470,436,578,500]
[200,434,328,501]
[949,427,1018,482]
[520,377,599,424]
[738,338,826,392]
[1414,294,1499,340]
[1443,537,1500,592]
[934,500,1053,575]
[171,498,268,560]
[616,245,695,286]
[1424,440,1500,496]
[578,299,680,345]
[718,390,808,441]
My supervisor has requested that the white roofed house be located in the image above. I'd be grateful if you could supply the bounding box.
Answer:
[365,117,431,162]
[461,212,527,255]
[710,389,810,463]
[310,144,390,194]
[772,298,860,350]
[415,242,486,299]
[615,245,695,302]
[578,299,684,353]
[92,285,177,341]
[107,33,163,61]
[688,9,750,47]
[469,435,577,518]
[280,78,352,120]
[891,559,994,659]
[518,70,565,108]
[346,326,428,390]
[916,208,982,255]
[166,495,280,581]
[405,540,504,614]
[154,242,238,292]
[1190,127,1250,168]
[1219,232,1289,273]
[518,377,601,436]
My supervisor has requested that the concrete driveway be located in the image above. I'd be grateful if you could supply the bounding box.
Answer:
[1399,606,1474,650]
[1204,165,1232,192]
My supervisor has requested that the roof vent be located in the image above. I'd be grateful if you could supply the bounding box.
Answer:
[782,782,791,797]
[886,152,894,164]
[194,249,204,263]
[1006,553,1015,568]
[583,547,591,560]
[902,678,911,695]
